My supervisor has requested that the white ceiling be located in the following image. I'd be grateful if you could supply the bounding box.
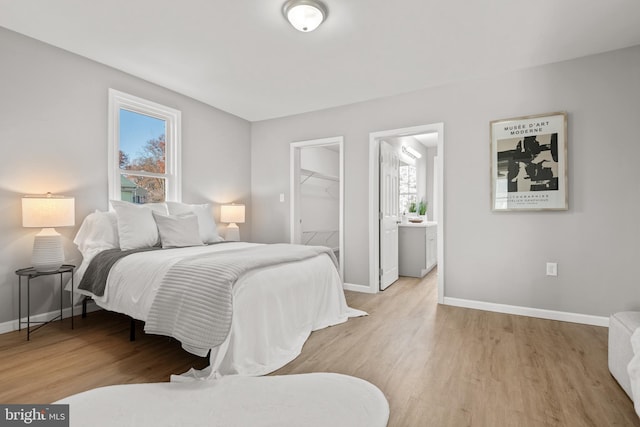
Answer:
[1,1,640,121]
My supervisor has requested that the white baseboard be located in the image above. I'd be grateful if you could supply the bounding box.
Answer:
[343,282,376,293]
[0,301,102,335]
[443,297,610,327]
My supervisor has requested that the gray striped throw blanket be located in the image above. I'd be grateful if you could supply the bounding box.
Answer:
[144,243,338,356]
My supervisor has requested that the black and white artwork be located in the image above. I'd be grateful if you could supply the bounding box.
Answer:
[491,112,567,211]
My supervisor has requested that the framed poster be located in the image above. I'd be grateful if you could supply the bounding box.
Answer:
[490,112,568,211]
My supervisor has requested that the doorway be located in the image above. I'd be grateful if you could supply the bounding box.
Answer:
[368,124,444,303]
[290,136,344,279]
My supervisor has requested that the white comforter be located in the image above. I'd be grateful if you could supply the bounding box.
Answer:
[75,242,364,377]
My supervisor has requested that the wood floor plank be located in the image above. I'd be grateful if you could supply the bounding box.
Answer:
[0,271,637,426]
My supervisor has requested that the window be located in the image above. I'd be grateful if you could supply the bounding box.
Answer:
[399,163,417,214]
[108,89,181,204]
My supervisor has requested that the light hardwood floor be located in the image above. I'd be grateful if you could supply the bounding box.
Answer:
[0,271,637,426]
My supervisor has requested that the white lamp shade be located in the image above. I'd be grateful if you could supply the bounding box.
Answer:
[22,194,75,271]
[283,0,327,32]
[22,194,75,228]
[220,204,245,224]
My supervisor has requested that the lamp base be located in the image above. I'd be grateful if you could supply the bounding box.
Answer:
[225,223,240,242]
[32,228,64,272]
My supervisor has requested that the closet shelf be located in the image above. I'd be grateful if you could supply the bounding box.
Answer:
[302,229,338,246]
[300,168,339,184]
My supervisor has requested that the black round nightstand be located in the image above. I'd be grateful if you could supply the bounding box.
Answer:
[15,264,75,340]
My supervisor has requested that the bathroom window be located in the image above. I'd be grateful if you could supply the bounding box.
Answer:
[399,164,417,213]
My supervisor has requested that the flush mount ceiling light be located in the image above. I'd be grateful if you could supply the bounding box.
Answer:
[283,0,328,32]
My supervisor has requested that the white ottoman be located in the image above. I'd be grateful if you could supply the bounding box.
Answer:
[55,373,389,427]
[609,311,640,398]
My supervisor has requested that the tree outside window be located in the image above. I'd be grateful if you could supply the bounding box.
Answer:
[119,109,167,203]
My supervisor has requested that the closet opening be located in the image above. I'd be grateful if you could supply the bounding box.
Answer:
[290,136,344,280]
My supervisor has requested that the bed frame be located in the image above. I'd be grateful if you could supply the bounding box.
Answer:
[82,296,136,341]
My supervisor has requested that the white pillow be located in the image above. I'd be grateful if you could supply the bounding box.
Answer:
[143,202,169,215]
[73,210,119,260]
[110,200,167,250]
[166,201,223,244]
[152,212,205,249]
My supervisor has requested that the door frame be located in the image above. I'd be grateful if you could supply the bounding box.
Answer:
[290,136,344,280]
[368,123,444,303]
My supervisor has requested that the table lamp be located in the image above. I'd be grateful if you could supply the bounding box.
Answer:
[22,193,75,272]
[220,204,245,241]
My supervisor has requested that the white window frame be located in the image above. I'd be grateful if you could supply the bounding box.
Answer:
[108,89,182,203]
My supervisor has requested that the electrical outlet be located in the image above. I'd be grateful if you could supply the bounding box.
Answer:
[546,262,558,277]
[279,193,285,202]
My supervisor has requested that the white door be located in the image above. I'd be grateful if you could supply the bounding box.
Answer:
[379,140,400,290]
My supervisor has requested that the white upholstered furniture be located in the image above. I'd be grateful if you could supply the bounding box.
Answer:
[55,373,390,427]
[609,311,640,398]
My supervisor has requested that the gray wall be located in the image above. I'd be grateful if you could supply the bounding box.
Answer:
[251,45,640,317]
[3,24,638,324]
[0,28,251,324]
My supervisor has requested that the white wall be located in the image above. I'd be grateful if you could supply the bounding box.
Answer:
[0,28,251,324]
[300,146,339,177]
[251,45,640,317]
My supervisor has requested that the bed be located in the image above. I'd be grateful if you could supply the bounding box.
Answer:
[71,201,364,378]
